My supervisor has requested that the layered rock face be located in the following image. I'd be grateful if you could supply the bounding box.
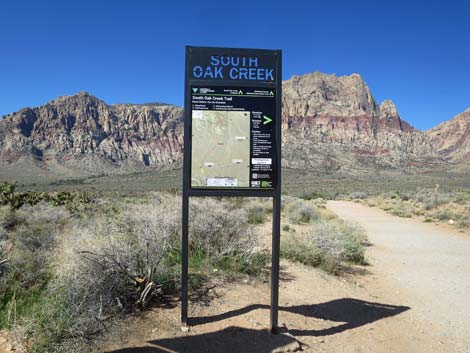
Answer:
[0,92,183,173]
[427,109,470,163]
[281,72,438,170]
[0,72,467,176]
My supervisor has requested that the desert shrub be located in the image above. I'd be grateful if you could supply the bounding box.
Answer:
[0,203,71,337]
[280,195,297,210]
[311,198,327,208]
[244,199,271,224]
[19,197,182,351]
[433,209,457,221]
[390,207,413,218]
[2,203,70,289]
[309,220,367,264]
[281,234,322,267]
[286,200,319,224]
[454,194,470,205]
[0,181,20,209]
[399,193,411,201]
[350,192,367,200]
[213,251,271,277]
[318,208,338,220]
[282,219,367,274]
[0,181,94,211]
[423,200,435,210]
[456,214,470,229]
[382,191,399,199]
[247,206,265,224]
[282,224,290,232]
[300,190,326,200]
[190,198,257,260]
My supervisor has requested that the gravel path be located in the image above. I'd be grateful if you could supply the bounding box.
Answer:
[328,201,470,353]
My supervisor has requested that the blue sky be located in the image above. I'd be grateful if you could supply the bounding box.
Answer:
[0,0,469,130]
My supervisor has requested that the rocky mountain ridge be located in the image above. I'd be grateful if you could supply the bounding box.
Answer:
[0,92,183,173]
[281,72,440,170]
[0,72,467,177]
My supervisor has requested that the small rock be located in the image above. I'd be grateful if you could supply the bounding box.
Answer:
[448,219,455,225]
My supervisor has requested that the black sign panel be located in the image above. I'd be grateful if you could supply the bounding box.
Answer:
[184,46,281,193]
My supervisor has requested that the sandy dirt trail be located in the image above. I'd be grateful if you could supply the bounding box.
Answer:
[99,202,470,353]
[328,201,470,353]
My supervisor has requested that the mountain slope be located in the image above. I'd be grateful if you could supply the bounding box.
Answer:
[427,109,470,164]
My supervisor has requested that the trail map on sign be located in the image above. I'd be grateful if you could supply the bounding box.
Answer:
[191,110,250,187]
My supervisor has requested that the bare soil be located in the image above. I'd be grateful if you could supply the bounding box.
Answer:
[93,201,470,353]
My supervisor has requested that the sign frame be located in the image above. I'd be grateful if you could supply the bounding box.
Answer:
[182,46,282,333]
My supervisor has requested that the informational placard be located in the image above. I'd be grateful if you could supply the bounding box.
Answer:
[190,86,277,189]
[184,46,281,192]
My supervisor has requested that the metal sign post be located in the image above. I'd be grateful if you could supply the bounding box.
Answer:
[182,46,282,333]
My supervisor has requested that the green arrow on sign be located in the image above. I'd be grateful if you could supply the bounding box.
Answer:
[263,115,273,125]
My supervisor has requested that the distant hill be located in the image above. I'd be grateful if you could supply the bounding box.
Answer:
[0,72,468,180]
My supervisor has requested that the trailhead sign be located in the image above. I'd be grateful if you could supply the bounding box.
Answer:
[185,46,281,192]
[182,46,282,334]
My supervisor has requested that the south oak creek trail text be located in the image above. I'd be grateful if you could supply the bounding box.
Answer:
[192,55,275,81]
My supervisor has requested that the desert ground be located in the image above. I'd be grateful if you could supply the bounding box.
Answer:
[94,201,470,353]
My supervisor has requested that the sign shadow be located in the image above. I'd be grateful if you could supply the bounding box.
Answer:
[191,298,409,336]
[104,298,410,353]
